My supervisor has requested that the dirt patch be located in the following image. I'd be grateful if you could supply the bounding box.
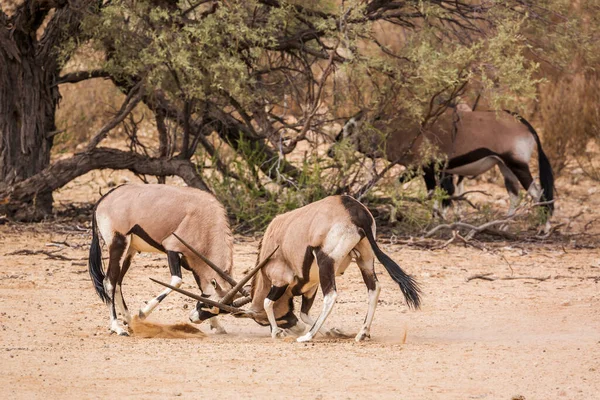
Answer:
[1,168,600,399]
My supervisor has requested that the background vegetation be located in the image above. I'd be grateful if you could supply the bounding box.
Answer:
[1,0,599,231]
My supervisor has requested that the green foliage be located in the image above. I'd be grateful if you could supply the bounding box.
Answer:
[54,0,599,233]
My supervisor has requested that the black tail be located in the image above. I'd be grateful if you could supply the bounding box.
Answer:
[364,227,422,309]
[89,208,108,303]
[508,111,555,214]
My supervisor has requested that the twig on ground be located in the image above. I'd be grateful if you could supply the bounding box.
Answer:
[5,249,80,261]
[466,273,551,282]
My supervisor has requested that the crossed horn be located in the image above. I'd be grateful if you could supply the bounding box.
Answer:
[151,233,278,315]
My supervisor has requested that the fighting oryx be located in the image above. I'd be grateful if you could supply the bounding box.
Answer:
[330,108,555,216]
[88,184,234,336]
[154,195,421,342]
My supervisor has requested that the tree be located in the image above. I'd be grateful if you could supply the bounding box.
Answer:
[0,0,591,224]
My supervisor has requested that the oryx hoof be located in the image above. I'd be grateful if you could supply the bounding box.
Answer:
[138,310,148,320]
[296,333,313,343]
[118,331,130,337]
[326,328,352,339]
[355,330,371,342]
[271,327,287,339]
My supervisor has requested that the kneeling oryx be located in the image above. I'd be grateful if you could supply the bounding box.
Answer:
[329,108,555,217]
[154,195,421,342]
[88,184,235,336]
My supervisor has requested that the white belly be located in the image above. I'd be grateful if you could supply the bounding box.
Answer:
[445,156,501,176]
[130,234,163,253]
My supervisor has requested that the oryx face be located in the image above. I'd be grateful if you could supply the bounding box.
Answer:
[328,111,386,159]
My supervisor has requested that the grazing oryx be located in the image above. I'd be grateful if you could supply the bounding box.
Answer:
[330,108,555,216]
[88,184,234,336]
[154,195,421,342]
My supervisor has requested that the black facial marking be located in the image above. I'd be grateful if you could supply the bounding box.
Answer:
[127,224,166,252]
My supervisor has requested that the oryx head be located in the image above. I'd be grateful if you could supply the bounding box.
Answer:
[152,235,279,325]
[327,110,386,159]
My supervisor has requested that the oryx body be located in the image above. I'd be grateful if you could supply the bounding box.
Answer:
[88,184,233,336]
[335,109,554,215]
[246,195,421,342]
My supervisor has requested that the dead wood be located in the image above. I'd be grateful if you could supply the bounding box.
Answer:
[466,273,551,282]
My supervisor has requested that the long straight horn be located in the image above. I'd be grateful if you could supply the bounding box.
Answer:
[171,232,250,296]
[149,278,242,314]
[219,246,279,305]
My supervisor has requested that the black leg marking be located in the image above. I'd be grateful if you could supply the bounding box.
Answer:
[293,246,315,295]
[360,268,378,292]
[500,154,534,190]
[267,285,289,302]
[504,175,520,196]
[106,233,127,303]
[301,290,317,315]
[276,297,299,329]
[167,251,182,279]
[127,225,166,252]
[180,256,192,271]
[423,164,437,192]
[439,172,455,207]
[315,249,336,295]
[117,254,133,312]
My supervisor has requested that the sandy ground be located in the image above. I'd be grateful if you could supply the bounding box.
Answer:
[1,167,600,399]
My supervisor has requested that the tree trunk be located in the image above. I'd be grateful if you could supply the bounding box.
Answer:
[0,148,210,208]
[0,13,60,220]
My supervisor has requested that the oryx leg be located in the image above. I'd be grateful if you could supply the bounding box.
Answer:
[300,286,349,338]
[297,248,338,343]
[297,232,359,343]
[264,284,289,339]
[456,176,465,196]
[104,232,130,336]
[424,164,449,218]
[114,248,135,325]
[497,162,521,217]
[354,242,381,342]
[139,250,182,319]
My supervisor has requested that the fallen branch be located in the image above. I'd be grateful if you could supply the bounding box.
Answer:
[425,219,514,239]
[5,249,79,261]
[466,273,551,282]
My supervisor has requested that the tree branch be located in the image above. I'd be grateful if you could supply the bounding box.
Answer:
[54,69,110,86]
[1,148,210,209]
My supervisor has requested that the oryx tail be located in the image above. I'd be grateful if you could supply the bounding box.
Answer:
[344,196,421,309]
[89,211,108,303]
[363,226,421,309]
[507,112,555,213]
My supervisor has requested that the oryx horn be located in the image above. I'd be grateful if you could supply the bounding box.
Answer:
[219,246,279,305]
[149,278,241,314]
[172,232,250,297]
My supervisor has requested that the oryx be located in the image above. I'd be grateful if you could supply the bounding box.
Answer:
[330,108,555,216]
[88,184,234,336]
[154,195,421,342]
